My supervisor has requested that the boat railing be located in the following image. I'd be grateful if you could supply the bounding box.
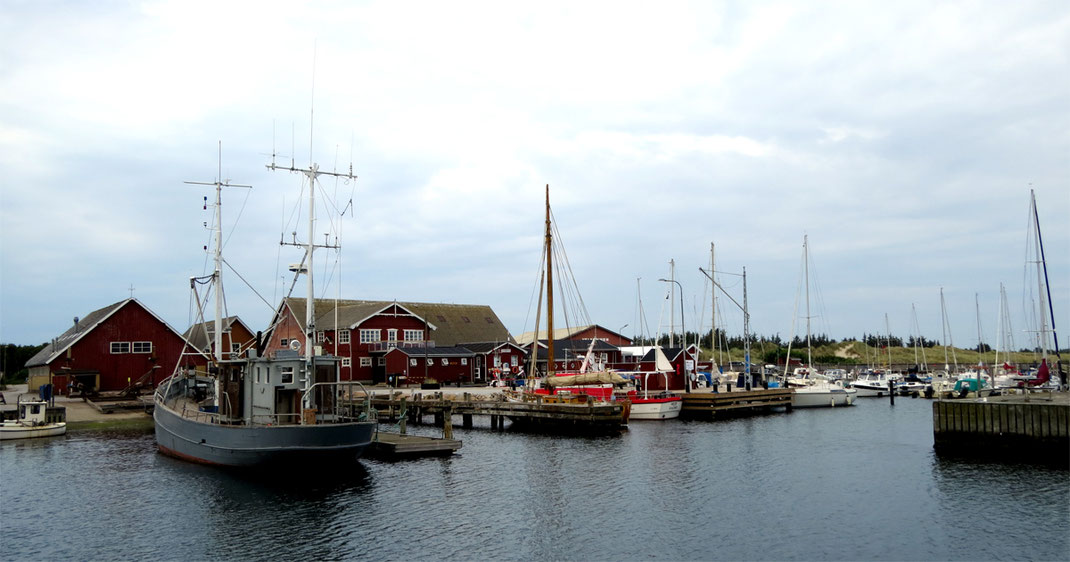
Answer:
[301,380,377,422]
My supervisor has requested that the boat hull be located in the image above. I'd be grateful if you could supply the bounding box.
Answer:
[153,402,375,467]
[628,398,682,420]
[0,423,67,440]
[792,387,856,408]
[851,384,892,397]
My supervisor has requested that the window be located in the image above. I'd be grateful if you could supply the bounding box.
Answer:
[339,329,350,344]
[256,367,262,384]
[231,343,240,354]
[317,331,325,343]
[280,367,294,384]
[387,329,398,342]
[600,352,607,363]
[360,329,380,344]
[485,317,494,324]
[461,316,471,323]
[132,341,152,354]
[408,358,416,366]
[280,338,289,347]
[377,357,386,366]
[359,357,372,367]
[403,329,423,342]
[342,358,351,367]
[426,358,433,366]
[110,342,130,354]
[461,358,468,366]
[441,358,448,366]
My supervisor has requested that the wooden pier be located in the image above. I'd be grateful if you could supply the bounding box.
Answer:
[680,388,793,419]
[369,391,628,433]
[366,431,462,459]
[932,391,1069,462]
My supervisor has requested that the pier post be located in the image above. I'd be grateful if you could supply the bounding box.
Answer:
[463,413,473,428]
[889,381,895,405]
[443,404,454,440]
[400,396,408,434]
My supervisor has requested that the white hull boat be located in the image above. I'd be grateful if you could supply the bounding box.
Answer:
[792,383,857,408]
[0,398,66,440]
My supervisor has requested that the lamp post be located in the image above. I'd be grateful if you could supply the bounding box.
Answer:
[658,278,688,393]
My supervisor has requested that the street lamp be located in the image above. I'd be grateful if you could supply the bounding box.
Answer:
[658,278,689,393]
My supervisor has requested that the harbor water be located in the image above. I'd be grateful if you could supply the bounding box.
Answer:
[2,396,1067,561]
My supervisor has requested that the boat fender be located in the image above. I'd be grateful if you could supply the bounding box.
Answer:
[957,387,969,399]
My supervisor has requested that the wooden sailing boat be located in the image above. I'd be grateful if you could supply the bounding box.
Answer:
[516,186,629,407]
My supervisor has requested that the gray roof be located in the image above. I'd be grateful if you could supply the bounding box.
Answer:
[387,346,475,358]
[276,298,514,347]
[457,341,525,354]
[182,316,252,351]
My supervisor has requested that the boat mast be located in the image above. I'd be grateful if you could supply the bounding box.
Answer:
[184,142,251,364]
[940,287,958,371]
[804,235,812,372]
[545,185,554,378]
[710,243,718,375]
[669,259,676,348]
[268,153,357,404]
[1031,189,1057,362]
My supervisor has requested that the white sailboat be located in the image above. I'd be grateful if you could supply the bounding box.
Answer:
[784,235,856,408]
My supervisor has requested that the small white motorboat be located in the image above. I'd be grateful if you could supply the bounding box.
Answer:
[0,396,67,440]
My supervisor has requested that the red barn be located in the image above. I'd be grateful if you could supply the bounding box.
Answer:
[25,299,187,395]
[516,324,632,348]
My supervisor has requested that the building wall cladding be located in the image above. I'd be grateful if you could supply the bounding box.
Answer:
[384,348,474,385]
[46,301,185,392]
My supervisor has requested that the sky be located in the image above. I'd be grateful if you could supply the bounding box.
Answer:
[2,0,1068,355]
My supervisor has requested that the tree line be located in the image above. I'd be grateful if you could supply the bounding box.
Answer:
[1,343,46,384]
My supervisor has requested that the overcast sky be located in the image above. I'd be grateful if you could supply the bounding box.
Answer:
[2,1,1068,357]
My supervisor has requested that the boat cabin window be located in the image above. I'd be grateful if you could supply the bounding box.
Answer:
[280,367,294,384]
[255,367,262,384]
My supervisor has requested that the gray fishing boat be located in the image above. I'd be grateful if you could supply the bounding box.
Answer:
[154,145,375,467]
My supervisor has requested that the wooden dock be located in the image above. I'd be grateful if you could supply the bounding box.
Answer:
[680,388,793,419]
[366,431,462,459]
[368,391,628,433]
[932,391,1069,462]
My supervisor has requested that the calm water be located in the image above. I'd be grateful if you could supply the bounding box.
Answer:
[2,397,1067,561]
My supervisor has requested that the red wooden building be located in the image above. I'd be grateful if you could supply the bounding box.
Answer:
[25,298,187,395]
[264,298,514,384]
[383,346,476,386]
[516,324,633,348]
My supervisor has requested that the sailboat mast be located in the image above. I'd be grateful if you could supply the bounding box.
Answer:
[710,243,717,373]
[804,235,812,371]
[1031,189,1055,360]
[669,259,676,348]
[545,185,554,378]
[306,166,317,362]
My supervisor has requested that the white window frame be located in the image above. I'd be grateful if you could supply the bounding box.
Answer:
[426,358,433,366]
[377,357,386,366]
[403,329,423,342]
[317,331,325,343]
[387,328,398,342]
[342,358,351,367]
[409,358,418,366]
[280,367,294,384]
[461,358,468,366]
[110,342,130,354]
[132,341,152,354]
[441,358,448,366]
[360,357,372,367]
[339,330,351,344]
[360,329,380,344]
